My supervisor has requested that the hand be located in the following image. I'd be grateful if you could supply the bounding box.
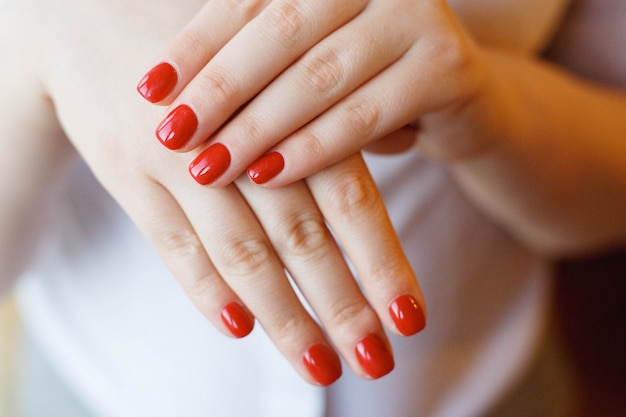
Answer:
[137,0,486,186]
[1,0,425,385]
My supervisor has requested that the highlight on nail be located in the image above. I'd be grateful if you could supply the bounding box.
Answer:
[189,143,232,185]
[355,334,394,379]
[247,152,285,184]
[220,302,254,339]
[156,104,198,150]
[137,62,178,103]
[389,294,426,336]
[302,343,342,386]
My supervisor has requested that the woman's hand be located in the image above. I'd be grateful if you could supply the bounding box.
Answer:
[139,0,626,256]
[1,0,425,385]
[137,0,486,186]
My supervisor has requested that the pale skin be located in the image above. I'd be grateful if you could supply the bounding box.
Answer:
[143,0,626,257]
[1,0,626,388]
[0,0,426,386]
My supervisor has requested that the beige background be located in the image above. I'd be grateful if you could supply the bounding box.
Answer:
[0,297,18,417]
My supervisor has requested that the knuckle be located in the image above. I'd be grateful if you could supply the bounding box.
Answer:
[223,0,266,18]
[343,96,381,136]
[331,169,379,217]
[198,67,237,104]
[176,29,212,58]
[365,255,409,291]
[161,229,205,260]
[284,213,329,256]
[327,300,373,330]
[265,1,305,42]
[428,32,473,74]
[183,275,222,311]
[297,130,325,160]
[218,235,274,276]
[299,47,343,95]
[270,314,312,351]
[235,113,263,140]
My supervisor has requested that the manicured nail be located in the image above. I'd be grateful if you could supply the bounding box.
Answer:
[303,344,342,386]
[220,302,254,338]
[247,152,285,184]
[389,295,426,336]
[189,143,231,185]
[156,105,198,150]
[137,62,178,103]
[355,334,394,379]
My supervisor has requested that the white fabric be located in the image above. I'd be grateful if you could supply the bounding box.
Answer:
[15,149,551,417]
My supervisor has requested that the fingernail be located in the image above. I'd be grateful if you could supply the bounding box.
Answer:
[303,344,342,386]
[137,62,178,103]
[220,302,254,338]
[389,294,426,336]
[247,152,285,184]
[355,334,394,379]
[189,143,231,185]
[156,105,198,150]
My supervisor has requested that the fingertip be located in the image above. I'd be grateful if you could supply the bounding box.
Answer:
[303,343,343,386]
[220,302,255,339]
[156,104,198,150]
[137,61,179,104]
[388,294,426,336]
[189,143,232,186]
[247,152,285,185]
[354,333,395,379]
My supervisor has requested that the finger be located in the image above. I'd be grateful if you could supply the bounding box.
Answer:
[191,9,412,187]
[166,172,342,386]
[306,154,427,337]
[153,0,368,154]
[363,125,418,155]
[108,173,255,339]
[136,0,270,104]
[236,176,394,380]
[252,13,479,186]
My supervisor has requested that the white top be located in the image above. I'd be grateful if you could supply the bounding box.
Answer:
[15,149,551,417]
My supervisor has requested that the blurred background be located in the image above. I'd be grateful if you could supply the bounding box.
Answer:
[1,249,625,417]
[0,297,18,417]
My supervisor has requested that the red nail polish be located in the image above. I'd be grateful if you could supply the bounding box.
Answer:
[303,344,342,386]
[355,334,394,379]
[247,152,285,184]
[220,302,254,338]
[389,294,426,336]
[156,105,198,150]
[137,62,178,103]
[189,143,231,185]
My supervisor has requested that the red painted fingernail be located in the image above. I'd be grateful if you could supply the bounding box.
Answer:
[247,152,285,184]
[389,294,426,336]
[355,334,394,379]
[189,143,231,185]
[220,302,254,338]
[303,344,342,386]
[137,62,178,103]
[156,105,198,150]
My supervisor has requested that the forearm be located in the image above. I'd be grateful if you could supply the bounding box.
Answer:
[0,118,74,295]
[0,3,75,293]
[451,48,626,257]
